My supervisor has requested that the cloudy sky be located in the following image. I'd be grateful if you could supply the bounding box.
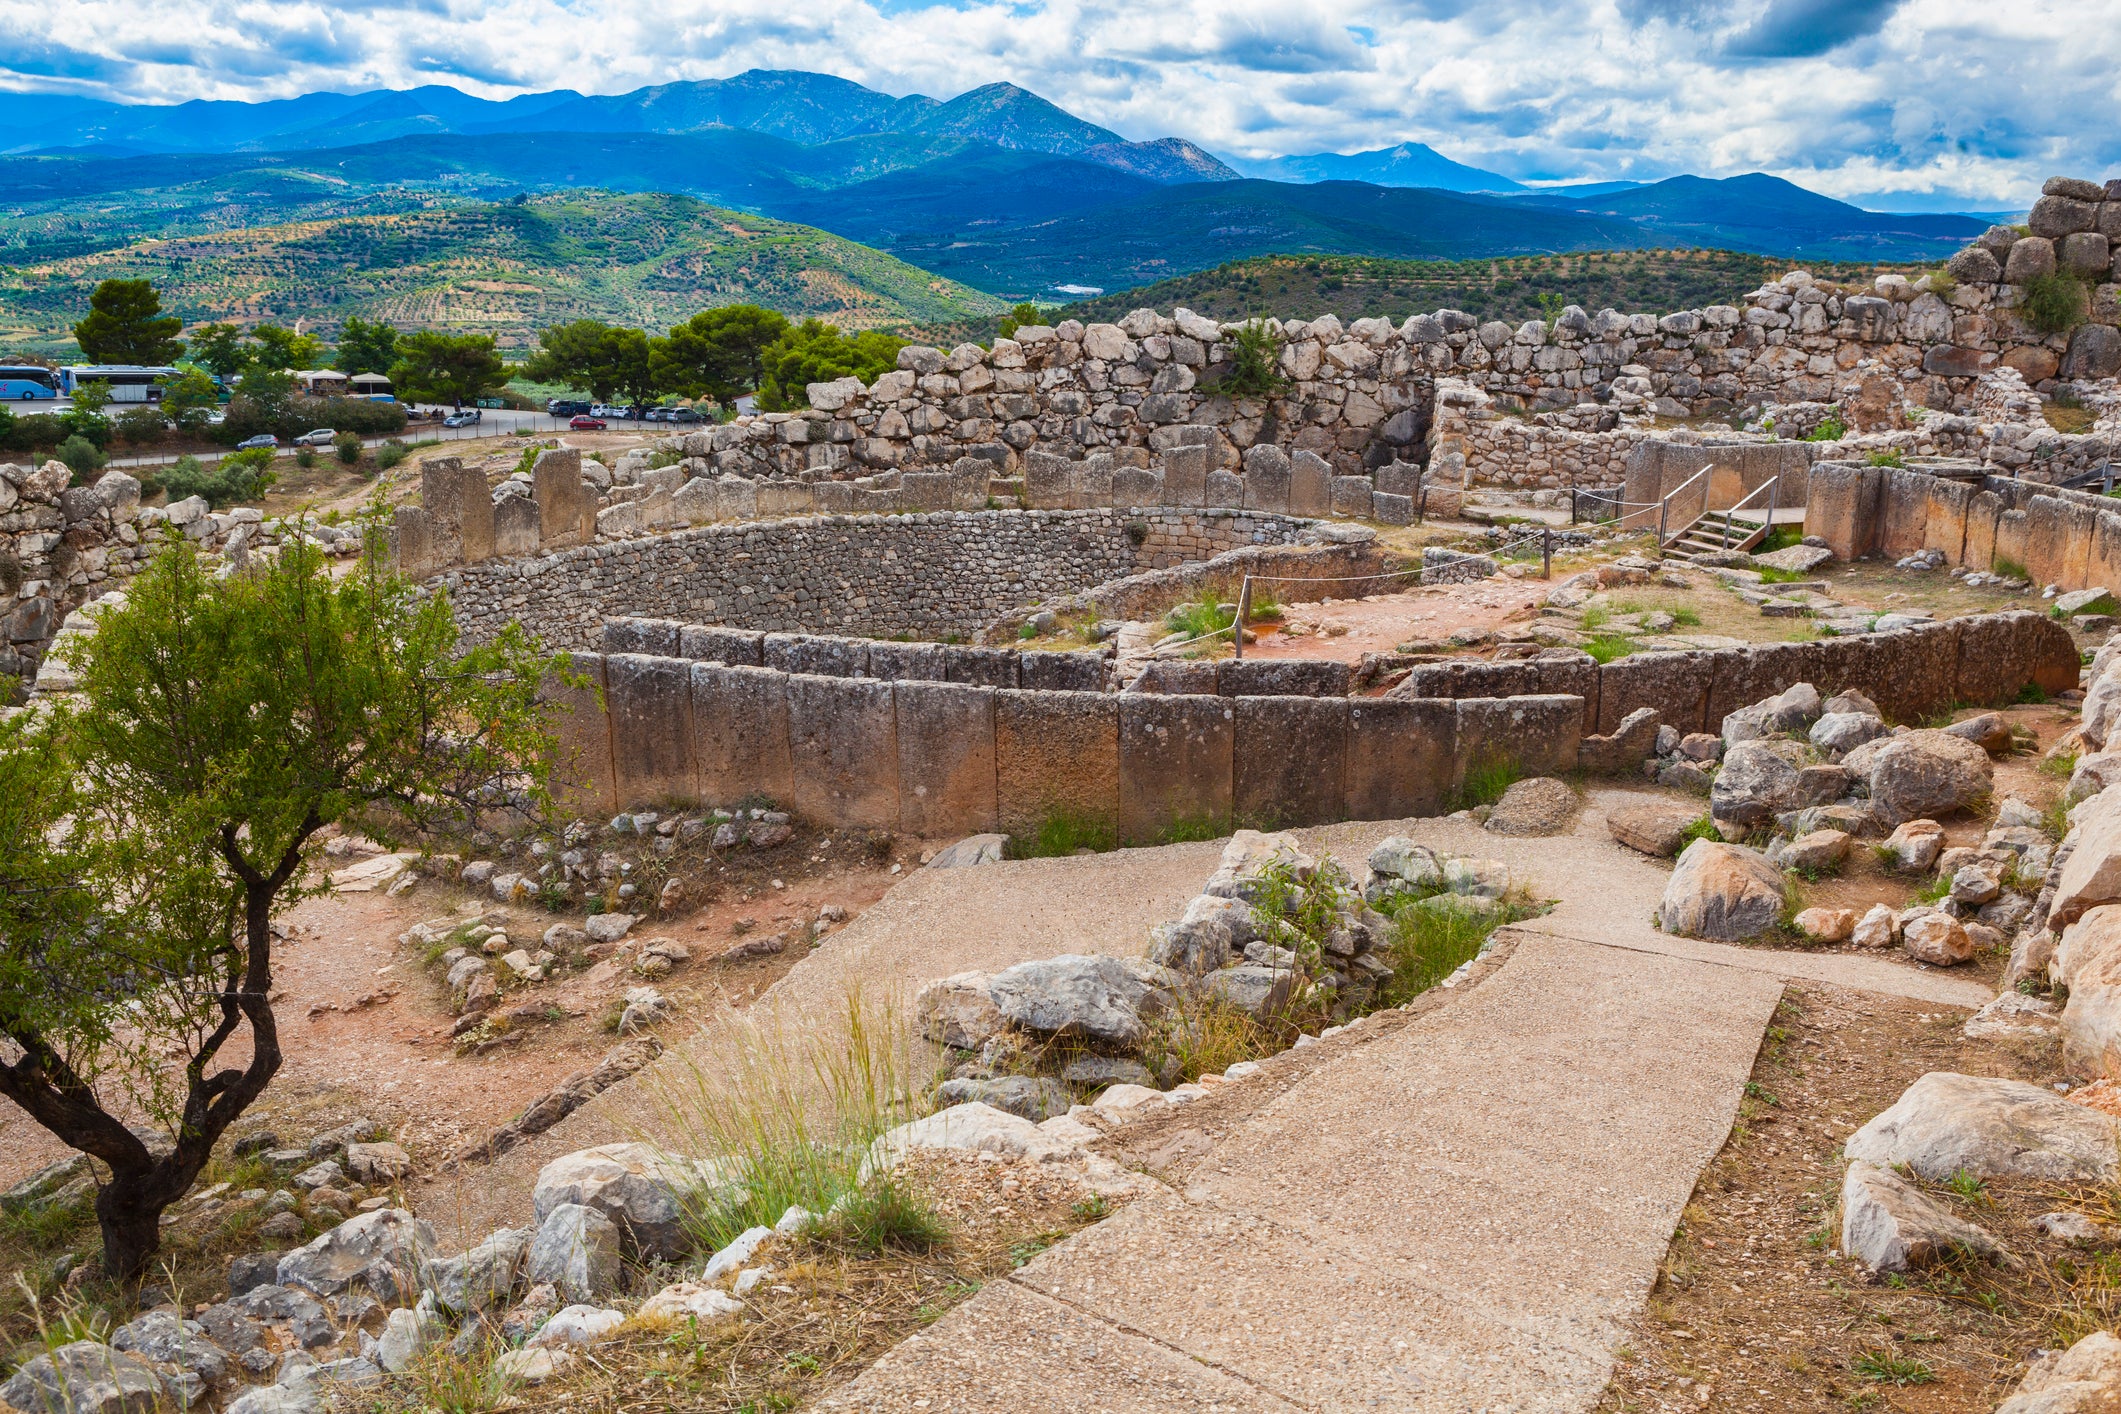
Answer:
[1,0,2112,208]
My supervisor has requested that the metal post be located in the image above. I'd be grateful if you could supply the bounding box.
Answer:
[1570,487,1578,525]
[1658,496,1668,545]
[1233,576,1252,660]
[1542,527,1552,580]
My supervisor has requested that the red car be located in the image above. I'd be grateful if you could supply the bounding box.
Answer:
[569,415,606,430]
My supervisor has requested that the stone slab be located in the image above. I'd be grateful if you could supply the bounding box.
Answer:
[689,663,792,809]
[1455,695,1583,780]
[786,675,899,828]
[1019,650,1107,692]
[1346,696,1458,820]
[1233,695,1348,829]
[866,641,948,682]
[543,652,615,815]
[895,681,998,838]
[604,654,695,808]
[1596,651,1709,736]
[679,626,766,666]
[1218,658,1350,698]
[943,645,1021,689]
[995,690,1120,840]
[1118,693,1235,845]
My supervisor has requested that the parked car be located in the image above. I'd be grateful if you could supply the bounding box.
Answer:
[590,403,629,420]
[442,410,482,427]
[569,415,607,430]
[664,407,706,425]
[547,399,592,417]
[644,406,677,423]
[235,433,279,450]
[292,428,336,446]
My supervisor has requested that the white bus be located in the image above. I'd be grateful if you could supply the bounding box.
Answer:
[58,365,178,403]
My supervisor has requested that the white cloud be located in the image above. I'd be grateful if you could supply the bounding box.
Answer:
[0,0,2111,205]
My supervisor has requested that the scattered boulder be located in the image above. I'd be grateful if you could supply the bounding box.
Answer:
[2051,789,2121,926]
[1810,711,1887,755]
[276,1209,436,1306]
[532,1142,721,1262]
[1060,1056,1158,1089]
[1366,837,1443,890]
[1482,777,1579,836]
[493,1348,576,1385]
[935,1076,1073,1122]
[1793,907,1856,943]
[422,1227,529,1315]
[525,1305,626,1349]
[1904,911,1977,966]
[914,972,1007,1051]
[373,1307,431,1374]
[1995,1331,2121,1414]
[0,1342,168,1414]
[865,1102,1080,1175]
[1774,829,1850,874]
[1606,803,1702,858]
[1840,1160,2002,1274]
[638,1282,744,1325]
[1881,819,1947,872]
[108,1309,229,1400]
[1657,840,1787,942]
[2035,1210,2109,1245]
[1964,992,2061,1041]
[525,1204,621,1304]
[2055,905,2121,1075]
[1867,730,1993,828]
[583,913,637,944]
[344,1142,411,1186]
[927,834,1008,868]
[1851,903,1898,948]
[1201,965,1296,1017]
[1845,1072,2121,1182]
[986,954,1167,1049]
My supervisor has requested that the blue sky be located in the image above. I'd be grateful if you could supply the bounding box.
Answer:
[0,0,2111,208]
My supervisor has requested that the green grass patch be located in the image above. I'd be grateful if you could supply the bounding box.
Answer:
[1582,633,1637,664]
[1852,1351,1935,1386]
[1755,524,1804,554]
[1012,808,1118,858]
[1755,565,1811,585]
[1669,606,1703,627]
[2015,680,2051,705]
[817,1179,951,1256]
[1578,605,1610,630]
[1679,815,1721,850]
[1912,874,1952,904]
[1163,592,1235,641]
[1993,555,2031,582]
[1449,756,1523,811]
[1153,814,1229,845]
[1141,996,1278,1084]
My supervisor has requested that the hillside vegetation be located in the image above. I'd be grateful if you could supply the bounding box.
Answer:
[1049,249,1893,328]
[0,191,1004,354]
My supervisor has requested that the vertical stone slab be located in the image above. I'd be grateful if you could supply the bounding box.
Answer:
[392,506,441,579]
[1118,694,1235,845]
[603,618,680,655]
[605,654,697,808]
[2023,496,2071,587]
[2087,512,2121,602]
[534,449,597,549]
[1964,490,2004,572]
[1242,445,1291,513]
[1071,458,1114,510]
[717,477,760,521]
[1219,660,1350,697]
[1801,462,1881,563]
[994,690,1120,840]
[868,642,948,681]
[1956,611,2080,705]
[1204,469,1246,509]
[1595,651,1706,735]
[1160,445,1208,507]
[1454,695,1583,780]
[2063,501,2100,591]
[813,481,856,515]
[1994,509,2031,577]
[896,681,997,838]
[493,494,540,556]
[1112,467,1162,509]
[1922,479,1972,562]
[1024,451,1071,510]
[542,651,615,817]
[1877,468,1930,558]
[943,646,1020,688]
[1345,697,1456,821]
[691,663,792,807]
[1706,642,1814,733]
[786,674,899,828]
[767,634,870,677]
[1287,451,1334,517]
[1331,476,1374,518]
[756,482,815,518]
[1021,651,1109,692]
[1233,696,1348,829]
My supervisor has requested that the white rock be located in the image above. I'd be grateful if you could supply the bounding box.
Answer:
[527,1304,626,1348]
[865,1102,1081,1177]
[638,1282,744,1324]
[1840,1160,2001,1273]
[701,1226,773,1283]
[1846,1072,2121,1182]
[1996,1331,2121,1414]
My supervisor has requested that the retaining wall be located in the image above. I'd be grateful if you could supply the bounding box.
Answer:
[443,508,1313,650]
[1386,611,2078,733]
[549,647,1588,840]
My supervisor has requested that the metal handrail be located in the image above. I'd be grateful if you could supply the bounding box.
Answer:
[1657,465,1713,546]
[1717,475,1781,549]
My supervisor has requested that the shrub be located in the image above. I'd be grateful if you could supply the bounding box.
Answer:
[1142,995,1275,1083]
[1216,319,1284,398]
[1805,413,1847,442]
[333,432,362,465]
[1926,270,1958,300]
[1867,449,1907,468]
[1992,554,2031,581]
[2021,271,2089,335]
[1,412,66,452]
[113,406,168,446]
[160,448,276,508]
[1012,807,1117,858]
[374,441,410,471]
[1583,633,1636,664]
[294,447,315,470]
[54,435,105,482]
[1450,755,1522,811]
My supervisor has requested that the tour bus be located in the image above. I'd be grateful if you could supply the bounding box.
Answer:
[0,365,60,400]
[58,365,178,404]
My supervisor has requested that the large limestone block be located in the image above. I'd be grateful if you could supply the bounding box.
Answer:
[986,954,1163,1048]
[995,690,1119,840]
[532,1142,717,1261]
[1159,444,1208,507]
[1878,467,1933,558]
[1241,445,1291,513]
[679,626,766,666]
[1596,650,1710,735]
[1657,840,1786,942]
[1287,451,1334,517]
[493,492,540,556]
[1867,728,1992,828]
[1956,611,2082,707]
[543,652,616,816]
[1922,477,1973,560]
[605,654,696,809]
[525,1203,621,1303]
[1995,1331,2121,1414]
[2052,790,2121,928]
[786,674,898,828]
[690,663,793,808]
[895,681,998,838]
[2060,906,2121,1077]
[2026,496,2074,590]
[942,645,1020,689]
[277,1208,437,1305]
[1345,696,1457,821]
[392,505,441,579]
[0,1341,168,1414]
[1233,695,1348,829]
[535,449,598,547]
[1840,1160,2001,1274]
[1845,1072,2121,1182]
[1801,461,1882,562]
[1455,694,1583,778]
[1117,693,1233,846]
[1219,659,1349,697]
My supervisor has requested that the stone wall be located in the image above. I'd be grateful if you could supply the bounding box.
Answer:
[550,646,1588,840]
[441,508,1315,652]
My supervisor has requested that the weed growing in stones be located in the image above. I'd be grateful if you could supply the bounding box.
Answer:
[1851,1350,1935,1385]
[1141,995,1277,1083]
[1013,808,1117,858]
[1449,756,1523,811]
[1670,606,1703,627]
[1582,633,1637,664]
[818,1180,950,1257]
[1993,555,2032,582]
[366,1334,521,1414]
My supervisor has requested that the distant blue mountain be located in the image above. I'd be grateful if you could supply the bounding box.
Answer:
[1507,172,1987,254]
[1237,142,1522,193]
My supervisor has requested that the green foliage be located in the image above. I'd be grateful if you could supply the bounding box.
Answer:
[334,431,363,465]
[522,319,657,403]
[1578,605,1610,630]
[1012,807,1117,858]
[161,449,276,508]
[1582,633,1637,664]
[334,316,401,376]
[1141,996,1276,1083]
[247,324,322,373]
[2016,680,2051,705]
[160,365,223,433]
[54,434,105,481]
[1215,318,1284,398]
[1805,413,1847,442]
[391,332,510,407]
[0,539,563,1277]
[1926,269,1957,300]
[1680,815,1721,849]
[757,319,905,411]
[1992,555,2031,582]
[651,304,790,404]
[996,302,1050,339]
[59,383,111,447]
[2022,271,2089,335]
[1851,1351,1935,1385]
[374,441,411,471]
[113,405,168,446]
[71,277,184,364]
[1756,565,1811,584]
[1670,606,1703,627]
[1449,756,1522,812]
[1373,895,1512,1006]
[818,1179,950,1256]
[1163,592,1236,643]
[1867,449,1907,468]
[186,324,251,379]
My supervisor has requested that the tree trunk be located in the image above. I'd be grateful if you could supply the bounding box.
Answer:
[94,1167,173,1284]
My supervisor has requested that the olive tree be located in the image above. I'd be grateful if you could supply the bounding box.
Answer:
[0,537,565,1281]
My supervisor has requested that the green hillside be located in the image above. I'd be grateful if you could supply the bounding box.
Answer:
[1047,249,1895,329]
[0,190,1004,355]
